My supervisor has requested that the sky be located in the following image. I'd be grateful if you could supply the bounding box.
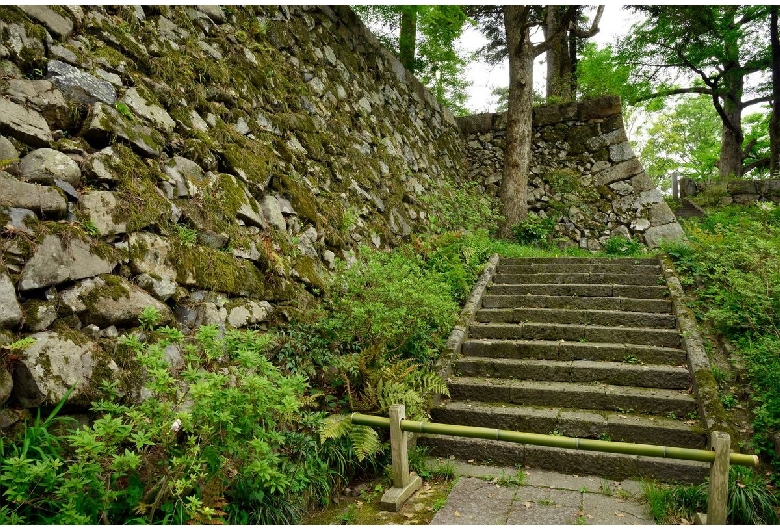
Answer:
[460,5,640,113]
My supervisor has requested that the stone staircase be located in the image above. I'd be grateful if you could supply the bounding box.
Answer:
[673,198,705,219]
[423,257,710,482]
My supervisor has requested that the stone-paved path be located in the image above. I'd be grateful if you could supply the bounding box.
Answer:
[430,461,655,525]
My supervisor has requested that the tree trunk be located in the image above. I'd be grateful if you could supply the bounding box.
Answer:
[771,6,780,176]
[499,5,534,238]
[719,28,744,178]
[399,7,417,72]
[544,6,574,101]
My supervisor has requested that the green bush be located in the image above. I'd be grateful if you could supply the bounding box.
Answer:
[664,204,780,474]
[643,466,778,525]
[602,235,645,256]
[0,326,334,524]
[512,212,557,247]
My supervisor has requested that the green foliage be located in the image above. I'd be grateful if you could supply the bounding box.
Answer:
[0,327,334,524]
[602,236,645,256]
[176,224,198,247]
[353,5,474,115]
[642,467,778,524]
[419,179,501,235]
[511,212,557,247]
[664,204,780,469]
[137,306,162,330]
[639,95,721,191]
[115,102,133,119]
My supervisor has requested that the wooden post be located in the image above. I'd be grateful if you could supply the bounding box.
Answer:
[706,431,730,525]
[380,404,422,511]
[672,171,679,199]
[390,404,410,488]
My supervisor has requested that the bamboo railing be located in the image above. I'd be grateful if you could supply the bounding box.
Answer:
[352,405,758,524]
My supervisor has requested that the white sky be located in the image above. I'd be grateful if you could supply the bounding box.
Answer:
[461,5,639,113]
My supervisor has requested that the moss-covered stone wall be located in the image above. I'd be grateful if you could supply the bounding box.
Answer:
[458,96,684,250]
[0,5,466,421]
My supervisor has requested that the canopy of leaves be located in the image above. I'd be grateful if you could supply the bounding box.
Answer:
[616,6,771,105]
[353,5,473,115]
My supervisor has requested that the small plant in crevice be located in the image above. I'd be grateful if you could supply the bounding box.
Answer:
[602,235,645,256]
[720,393,738,410]
[511,212,557,247]
[137,306,162,330]
[176,224,198,247]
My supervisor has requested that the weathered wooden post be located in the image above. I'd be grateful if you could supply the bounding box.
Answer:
[672,171,679,199]
[696,431,730,525]
[380,404,422,511]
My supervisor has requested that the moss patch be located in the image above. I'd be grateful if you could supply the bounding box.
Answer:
[169,241,266,297]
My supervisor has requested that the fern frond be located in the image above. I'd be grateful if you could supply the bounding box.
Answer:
[350,424,383,462]
[319,414,352,444]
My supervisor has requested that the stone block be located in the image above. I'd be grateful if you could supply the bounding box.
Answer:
[0,272,21,329]
[0,171,67,217]
[19,234,116,291]
[19,148,81,187]
[579,95,622,120]
[648,202,676,226]
[46,59,116,105]
[18,6,74,40]
[0,98,52,147]
[79,191,127,235]
[643,222,685,248]
[593,159,643,186]
[4,79,73,129]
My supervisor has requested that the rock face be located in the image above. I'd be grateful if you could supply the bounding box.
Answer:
[19,234,116,291]
[46,59,117,105]
[19,148,82,186]
[79,191,127,235]
[0,98,52,147]
[60,275,172,327]
[458,97,685,249]
[0,171,67,217]
[0,273,21,328]
[12,332,116,408]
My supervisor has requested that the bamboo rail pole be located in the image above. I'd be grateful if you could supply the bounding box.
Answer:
[350,413,759,467]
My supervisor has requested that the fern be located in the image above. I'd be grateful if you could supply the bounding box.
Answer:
[349,425,382,462]
[319,415,383,462]
[320,414,352,444]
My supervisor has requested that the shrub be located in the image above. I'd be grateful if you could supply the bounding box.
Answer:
[512,212,557,247]
[0,326,334,524]
[602,235,644,256]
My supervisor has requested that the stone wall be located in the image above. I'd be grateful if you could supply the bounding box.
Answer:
[681,176,780,205]
[0,5,466,420]
[458,96,684,250]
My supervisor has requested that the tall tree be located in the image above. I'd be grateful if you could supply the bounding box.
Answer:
[544,5,604,102]
[353,6,472,114]
[771,6,780,176]
[617,6,772,177]
[471,6,576,237]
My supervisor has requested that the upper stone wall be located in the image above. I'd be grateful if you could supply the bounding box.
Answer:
[458,96,684,249]
[0,5,466,414]
[681,176,780,206]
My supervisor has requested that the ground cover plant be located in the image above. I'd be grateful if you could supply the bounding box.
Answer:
[662,202,780,522]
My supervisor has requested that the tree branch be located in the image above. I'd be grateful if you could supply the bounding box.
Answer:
[532,6,576,56]
[740,95,773,109]
[570,5,604,38]
[743,156,770,173]
[632,86,713,103]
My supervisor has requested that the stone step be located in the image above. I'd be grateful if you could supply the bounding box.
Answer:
[497,263,661,275]
[469,323,681,348]
[487,283,669,299]
[453,358,690,389]
[492,272,663,286]
[461,339,688,365]
[420,436,709,482]
[481,294,672,313]
[430,402,705,449]
[476,308,676,329]
[500,257,661,266]
[448,377,697,416]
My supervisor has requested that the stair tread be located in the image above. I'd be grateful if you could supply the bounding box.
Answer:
[476,307,677,327]
[456,357,689,372]
[450,376,695,401]
[435,401,701,433]
[464,338,685,351]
